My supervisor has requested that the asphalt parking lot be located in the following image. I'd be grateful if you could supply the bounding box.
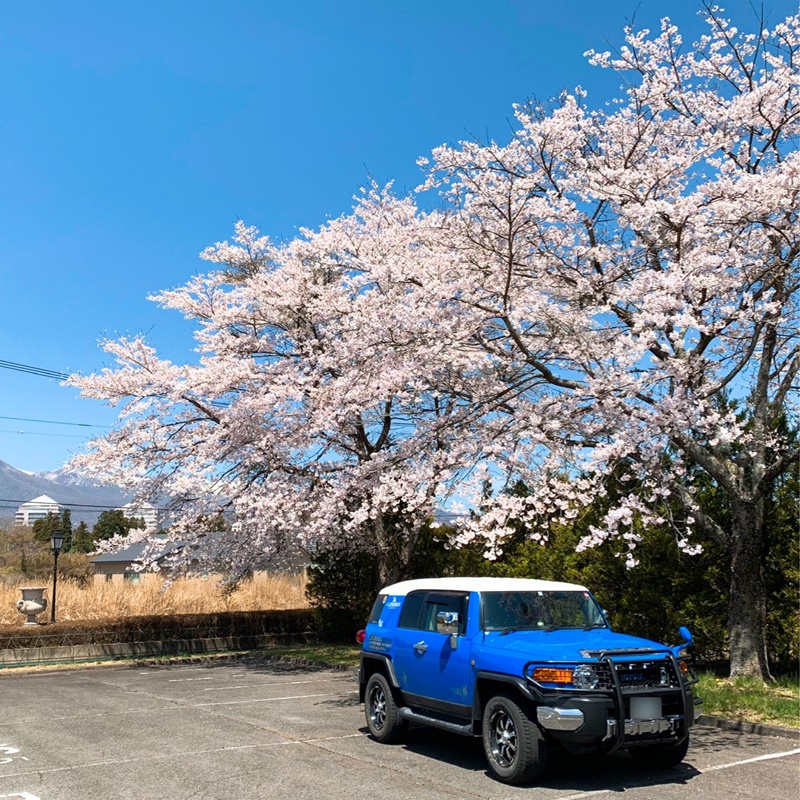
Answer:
[0,657,797,800]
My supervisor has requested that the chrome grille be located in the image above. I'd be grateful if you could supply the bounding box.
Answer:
[610,659,680,689]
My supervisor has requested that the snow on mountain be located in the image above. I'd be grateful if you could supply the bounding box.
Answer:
[0,459,128,527]
[38,464,117,489]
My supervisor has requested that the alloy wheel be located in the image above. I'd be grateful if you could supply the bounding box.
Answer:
[489,708,518,767]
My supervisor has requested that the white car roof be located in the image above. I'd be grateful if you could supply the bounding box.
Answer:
[380,576,590,596]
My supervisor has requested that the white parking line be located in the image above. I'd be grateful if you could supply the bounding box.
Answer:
[0,793,40,799]
[0,733,367,782]
[554,748,800,800]
[138,667,210,676]
[203,678,345,692]
[167,677,216,683]
[192,691,357,708]
[700,747,800,772]
[303,733,365,743]
[0,687,356,727]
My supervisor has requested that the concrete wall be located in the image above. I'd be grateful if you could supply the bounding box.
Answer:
[92,565,160,584]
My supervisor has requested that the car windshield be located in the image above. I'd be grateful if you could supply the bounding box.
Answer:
[481,590,607,632]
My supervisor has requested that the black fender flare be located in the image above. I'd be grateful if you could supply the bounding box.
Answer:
[473,671,545,721]
[359,653,401,701]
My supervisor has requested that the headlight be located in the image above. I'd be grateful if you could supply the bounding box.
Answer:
[572,664,600,689]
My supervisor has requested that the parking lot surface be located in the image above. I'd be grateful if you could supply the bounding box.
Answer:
[0,657,797,800]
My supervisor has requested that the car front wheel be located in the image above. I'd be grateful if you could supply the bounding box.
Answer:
[482,693,547,785]
[365,673,405,743]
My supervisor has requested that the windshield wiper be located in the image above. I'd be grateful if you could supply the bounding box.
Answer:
[497,625,551,636]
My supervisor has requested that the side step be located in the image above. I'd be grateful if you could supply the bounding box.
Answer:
[399,707,473,736]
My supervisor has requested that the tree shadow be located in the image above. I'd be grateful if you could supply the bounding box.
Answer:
[180,654,354,675]
[183,657,710,791]
[688,725,771,753]
[317,694,362,708]
[360,725,702,791]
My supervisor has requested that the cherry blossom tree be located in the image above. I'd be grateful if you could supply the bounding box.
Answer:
[69,6,798,679]
[68,190,477,588]
[408,6,799,679]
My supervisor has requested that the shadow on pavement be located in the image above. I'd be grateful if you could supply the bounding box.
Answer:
[358,724,702,791]
[170,656,708,792]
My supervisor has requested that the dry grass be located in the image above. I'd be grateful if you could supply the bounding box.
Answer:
[0,572,309,625]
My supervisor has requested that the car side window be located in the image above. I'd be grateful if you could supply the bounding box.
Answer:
[398,591,426,629]
[398,590,469,633]
[422,592,469,635]
[367,594,387,624]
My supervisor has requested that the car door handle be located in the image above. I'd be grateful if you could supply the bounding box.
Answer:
[413,641,428,654]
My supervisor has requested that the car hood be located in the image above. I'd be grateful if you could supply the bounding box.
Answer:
[477,627,672,662]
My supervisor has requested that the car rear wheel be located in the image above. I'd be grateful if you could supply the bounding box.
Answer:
[482,693,547,785]
[365,673,405,743]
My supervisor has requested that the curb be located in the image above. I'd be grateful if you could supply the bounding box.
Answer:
[0,649,359,676]
[696,714,800,740]
[259,654,356,673]
[0,633,314,668]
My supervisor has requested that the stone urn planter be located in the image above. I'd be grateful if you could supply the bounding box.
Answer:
[17,587,48,625]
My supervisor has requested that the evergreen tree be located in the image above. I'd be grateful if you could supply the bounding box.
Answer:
[72,521,93,553]
[92,509,145,543]
[59,508,73,552]
[32,512,61,547]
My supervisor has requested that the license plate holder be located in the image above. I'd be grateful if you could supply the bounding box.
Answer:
[630,696,662,719]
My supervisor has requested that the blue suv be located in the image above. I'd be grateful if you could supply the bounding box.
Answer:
[358,577,699,785]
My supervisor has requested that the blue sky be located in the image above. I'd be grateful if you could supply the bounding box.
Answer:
[1,0,795,473]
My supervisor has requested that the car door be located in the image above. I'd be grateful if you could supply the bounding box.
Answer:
[392,590,474,717]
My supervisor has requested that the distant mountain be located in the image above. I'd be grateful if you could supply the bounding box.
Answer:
[39,464,116,489]
[0,460,128,527]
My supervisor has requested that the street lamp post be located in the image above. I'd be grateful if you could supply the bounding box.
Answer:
[50,530,65,624]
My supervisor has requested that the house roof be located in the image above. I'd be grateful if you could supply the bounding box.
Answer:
[91,534,184,564]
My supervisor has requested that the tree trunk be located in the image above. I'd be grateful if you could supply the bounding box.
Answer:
[375,550,402,590]
[373,514,423,592]
[373,514,403,591]
[728,499,772,680]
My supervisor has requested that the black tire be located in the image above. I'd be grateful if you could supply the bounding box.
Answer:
[629,734,690,769]
[365,673,405,743]
[482,693,547,785]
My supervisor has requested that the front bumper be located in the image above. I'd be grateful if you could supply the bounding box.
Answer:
[536,703,687,739]
[604,714,683,739]
[537,705,585,731]
[525,647,698,752]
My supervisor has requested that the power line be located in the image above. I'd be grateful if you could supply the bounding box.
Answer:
[0,429,93,439]
[0,360,69,381]
[1,357,231,409]
[0,498,164,511]
[0,415,110,428]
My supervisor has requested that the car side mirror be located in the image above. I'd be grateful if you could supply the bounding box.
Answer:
[671,626,693,655]
[436,611,460,648]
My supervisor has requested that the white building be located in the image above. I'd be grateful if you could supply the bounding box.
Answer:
[15,495,63,527]
[117,501,159,530]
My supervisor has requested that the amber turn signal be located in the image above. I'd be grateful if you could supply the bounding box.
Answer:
[532,667,574,684]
